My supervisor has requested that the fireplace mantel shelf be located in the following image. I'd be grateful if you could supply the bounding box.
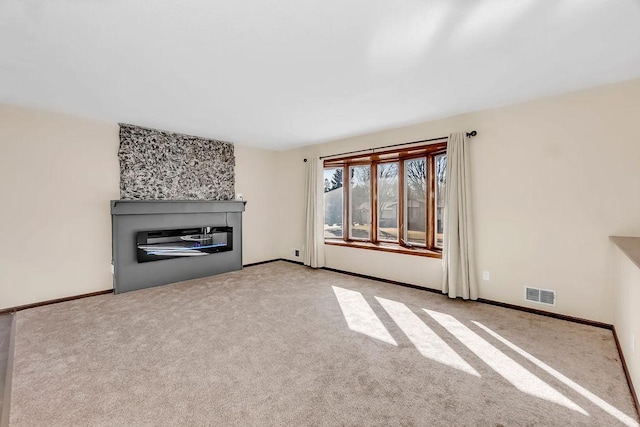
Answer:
[111,199,247,216]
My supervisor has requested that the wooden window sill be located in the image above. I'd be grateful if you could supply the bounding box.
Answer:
[324,239,442,259]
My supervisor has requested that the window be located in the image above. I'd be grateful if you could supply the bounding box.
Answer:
[405,157,427,246]
[377,162,399,242]
[349,165,371,240]
[323,167,343,238]
[323,142,446,257]
[434,153,447,249]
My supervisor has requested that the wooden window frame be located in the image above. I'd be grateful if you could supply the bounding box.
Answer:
[323,142,446,258]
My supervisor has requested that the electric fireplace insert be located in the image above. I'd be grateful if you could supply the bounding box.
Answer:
[136,226,232,263]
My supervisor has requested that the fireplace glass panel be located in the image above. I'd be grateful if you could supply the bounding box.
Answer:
[136,226,232,263]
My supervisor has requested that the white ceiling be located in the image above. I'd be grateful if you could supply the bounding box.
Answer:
[1,1,640,150]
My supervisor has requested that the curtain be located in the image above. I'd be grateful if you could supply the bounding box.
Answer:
[442,132,478,299]
[304,157,325,268]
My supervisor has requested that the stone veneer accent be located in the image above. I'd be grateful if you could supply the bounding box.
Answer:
[118,124,234,200]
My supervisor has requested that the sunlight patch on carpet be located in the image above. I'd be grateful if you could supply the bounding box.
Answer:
[375,297,480,377]
[332,286,397,346]
[424,309,588,416]
[473,321,640,427]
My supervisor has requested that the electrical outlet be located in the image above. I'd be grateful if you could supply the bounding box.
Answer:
[482,271,490,281]
[291,248,301,258]
[110,264,114,274]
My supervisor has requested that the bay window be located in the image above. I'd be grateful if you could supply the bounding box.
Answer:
[323,142,446,257]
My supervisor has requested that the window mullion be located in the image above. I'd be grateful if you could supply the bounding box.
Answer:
[343,166,349,243]
[427,155,435,249]
[371,162,378,244]
[398,160,406,247]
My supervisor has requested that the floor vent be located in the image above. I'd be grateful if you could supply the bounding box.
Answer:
[525,286,556,306]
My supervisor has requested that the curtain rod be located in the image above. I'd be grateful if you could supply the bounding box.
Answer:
[311,130,477,161]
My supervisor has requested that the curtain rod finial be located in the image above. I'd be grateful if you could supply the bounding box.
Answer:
[304,158,308,162]
[466,130,477,138]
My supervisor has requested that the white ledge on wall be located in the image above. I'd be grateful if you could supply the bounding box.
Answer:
[610,236,640,270]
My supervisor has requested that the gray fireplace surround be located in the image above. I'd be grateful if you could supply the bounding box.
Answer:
[111,200,246,293]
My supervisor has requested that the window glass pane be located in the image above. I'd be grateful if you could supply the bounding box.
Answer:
[378,162,399,242]
[435,154,447,248]
[404,158,427,246]
[349,165,371,240]
[324,168,343,238]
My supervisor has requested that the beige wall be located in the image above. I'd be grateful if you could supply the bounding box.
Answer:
[234,144,280,265]
[0,105,280,310]
[612,243,640,398]
[277,78,640,324]
[0,105,120,309]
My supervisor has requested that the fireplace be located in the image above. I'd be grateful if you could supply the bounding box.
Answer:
[111,200,245,293]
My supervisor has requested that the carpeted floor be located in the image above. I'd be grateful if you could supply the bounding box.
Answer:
[7,261,640,426]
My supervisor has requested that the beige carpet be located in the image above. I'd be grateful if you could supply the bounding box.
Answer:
[8,261,639,426]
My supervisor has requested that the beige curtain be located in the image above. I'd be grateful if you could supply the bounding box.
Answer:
[304,157,325,268]
[442,132,478,299]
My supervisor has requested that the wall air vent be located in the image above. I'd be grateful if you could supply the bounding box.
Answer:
[525,286,556,306]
